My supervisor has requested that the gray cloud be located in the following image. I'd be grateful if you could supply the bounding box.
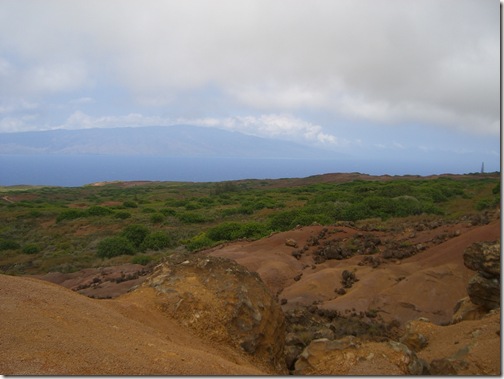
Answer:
[0,0,499,135]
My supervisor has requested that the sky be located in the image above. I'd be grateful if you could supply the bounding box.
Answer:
[0,0,500,174]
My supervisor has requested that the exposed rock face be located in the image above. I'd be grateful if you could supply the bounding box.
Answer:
[294,337,426,375]
[463,241,500,279]
[463,241,500,310]
[405,312,501,375]
[466,274,500,310]
[142,252,286,373]
[400,320,429,352]
[451,297,487,324]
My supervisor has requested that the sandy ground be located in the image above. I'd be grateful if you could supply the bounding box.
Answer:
[0,274,266,375]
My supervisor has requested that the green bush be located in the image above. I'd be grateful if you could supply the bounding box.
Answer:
[123,201,138,208]
[476,198,493,211]
[56,209,85,222]
[291,212,333,227]
[269,209,302,231]
[131,254,153,265]
[0,239,20,251]
[214,182,239,195]
[207,222,242,241]
[122,224,150,248]
[97,236,135,258]
[177,212,209,224]
[114,211,131,219]
[86,205,113,216]
[160,208,177,216]
[29,210,43,218]
[22,244,41,254]
[141,231,172,250]
[150,213,165,224]
[186,233,214,251]
[238,222,270,239]
[184,202,202,210]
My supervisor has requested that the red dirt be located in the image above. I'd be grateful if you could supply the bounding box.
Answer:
[209,219,500,325]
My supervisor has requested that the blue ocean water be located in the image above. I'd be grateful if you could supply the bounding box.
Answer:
[0,154,473,187]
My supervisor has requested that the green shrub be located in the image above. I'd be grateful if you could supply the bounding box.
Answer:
[141,231,172,250]
[197,197,214,206]
[123,200,138,208]
[476,198,493,211]
[142,207,156,213]
[177,212,209,224]
[122,224,150,248]
[160,208,177,216]
[114,211,131,219]
[492,182,500,195]
[28,210,43,218]
[131,254,153,265]
[86,205,113,216]
[238,222,269,239]
[269,209,302,231]
[56,209,85,222]
[186,232,214,251]
[97,236,135,258]
[22,244,40,254]
[207,222,242,241]
[184,202,201,210]
[0,239,21,251]
[150,213,165,224]
[206,221,270,242]
[291,212,333,227]
[214,182,239,195]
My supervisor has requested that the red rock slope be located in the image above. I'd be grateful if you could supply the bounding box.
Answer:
[209,219,500,325]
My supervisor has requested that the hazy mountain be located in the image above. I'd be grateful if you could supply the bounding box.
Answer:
[0,125,342,159]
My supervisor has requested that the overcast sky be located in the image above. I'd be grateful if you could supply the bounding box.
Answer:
[0,0,500,173]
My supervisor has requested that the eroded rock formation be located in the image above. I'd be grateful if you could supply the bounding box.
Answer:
[141,252,287,373]
[463,241,500,311]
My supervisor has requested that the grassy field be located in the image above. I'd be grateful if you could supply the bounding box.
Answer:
[0,173,499,275]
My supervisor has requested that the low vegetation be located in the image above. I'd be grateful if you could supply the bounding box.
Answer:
[0,173,499,275]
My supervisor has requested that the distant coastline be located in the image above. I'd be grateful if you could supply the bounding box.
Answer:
[0,154,493,187]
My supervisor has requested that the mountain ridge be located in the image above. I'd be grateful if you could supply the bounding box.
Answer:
[0,125,342,159]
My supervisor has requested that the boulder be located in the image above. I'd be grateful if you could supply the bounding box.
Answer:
[462,241,500,311]
[400,320,429,352]
[429,358,458,375]
[294,337,425,375]
[399,331,428,352]
[467,274,500,310]
[285,239,298,248]
[142,253,286,373]
[451,297,488,324]
[463,241,500,279]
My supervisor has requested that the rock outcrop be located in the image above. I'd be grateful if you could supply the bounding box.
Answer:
[294,336,426,375]
[463,241,500,311]
[142,252,287,373]
[405,311,501,375]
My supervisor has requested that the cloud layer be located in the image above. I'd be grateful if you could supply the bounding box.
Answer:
[0,0,499,142]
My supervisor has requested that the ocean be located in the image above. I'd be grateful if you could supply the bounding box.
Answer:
[0,154,473,187]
